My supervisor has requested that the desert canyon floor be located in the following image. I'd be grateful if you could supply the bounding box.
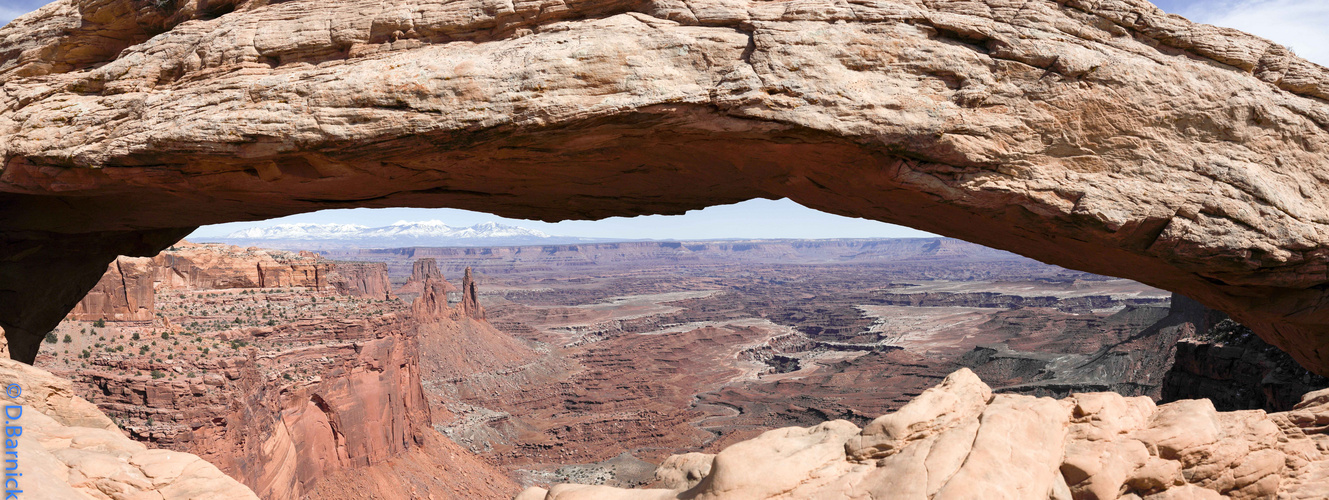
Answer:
[19,238,1326,499]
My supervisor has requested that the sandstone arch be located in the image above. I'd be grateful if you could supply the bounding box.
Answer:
[3,0,1329,373]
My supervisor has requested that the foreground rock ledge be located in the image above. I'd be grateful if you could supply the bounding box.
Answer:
[3,0,1329,372]
[520,368,1329,500]
[0,357,259,499]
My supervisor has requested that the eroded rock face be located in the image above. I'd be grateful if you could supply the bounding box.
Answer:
[68,256,156,322]
[396,257,457,302]
[153,242,330,289]
[326,260,395,299]
[66,241,383,320]
[463,266,487,320]
[522,368,1329,500]
[0,357,259,499]
[50,245,521,499]
[1162,318,1329,412]
[3,0,1329,373]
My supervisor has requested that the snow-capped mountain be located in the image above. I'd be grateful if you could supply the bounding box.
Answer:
[205,221,594,249]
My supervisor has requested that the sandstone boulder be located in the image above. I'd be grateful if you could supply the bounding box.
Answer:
[522,368,1329,499]
[0,358,258,499]
[653,452,714,490]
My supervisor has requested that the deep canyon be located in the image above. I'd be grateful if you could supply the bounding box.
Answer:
[23,237,1327,498]
[5,0,1329,497]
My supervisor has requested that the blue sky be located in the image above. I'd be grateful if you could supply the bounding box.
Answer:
[4,1,1326,240]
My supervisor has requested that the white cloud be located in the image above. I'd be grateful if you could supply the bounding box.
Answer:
[1180,0,1329,67]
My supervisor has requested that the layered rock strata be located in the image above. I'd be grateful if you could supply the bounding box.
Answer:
[68,256,156,322]
[396,257,458,303]
[1164,318,1329,412]
[66,242,399,321]
[326,260,395,299]
[44,244,522,498]
[3,0,1329,373]
[0,356,258,499]
[521,368,1329,500]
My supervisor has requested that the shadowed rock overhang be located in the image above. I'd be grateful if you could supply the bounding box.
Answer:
[2,0,1329,372]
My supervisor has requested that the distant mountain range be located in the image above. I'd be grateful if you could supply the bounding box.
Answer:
[201,221,607,249]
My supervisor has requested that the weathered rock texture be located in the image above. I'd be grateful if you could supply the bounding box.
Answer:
[49,247,523,499]
[1,228,191,364]
[395,257,458,302]
[326,260,395,299]
[521,368,1329,500]
[462,266,487,320]
[68,256,156,322]
[1163,317,1329,412]
[65,241,369,321]
[3,0,1329,373]
[0,356,259,499]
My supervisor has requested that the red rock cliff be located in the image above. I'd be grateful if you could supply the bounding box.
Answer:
[51,245,521,499]
[68,256,155,321]
[462,266,486,321]
[327,260,395,300]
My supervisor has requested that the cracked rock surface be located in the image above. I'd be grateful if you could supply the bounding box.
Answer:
[3,0,1329,373]
[519,368,1329,500]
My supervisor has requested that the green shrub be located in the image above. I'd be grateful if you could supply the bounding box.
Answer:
[62,334,72,343]
[44,332,57,344]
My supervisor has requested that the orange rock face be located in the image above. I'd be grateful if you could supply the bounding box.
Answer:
[396,258,456,296]
[463,266,487,321]
[327,260,395,299]
[154,242,330,290]
[42,244,522,499]
[68,256,156,321]
[199,317,432,500]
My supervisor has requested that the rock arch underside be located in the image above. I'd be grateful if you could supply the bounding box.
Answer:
[2,0,1329,374]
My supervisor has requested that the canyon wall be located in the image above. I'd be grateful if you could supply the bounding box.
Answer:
[49,244,521,498]
[67,241,396,319]
[3,0,1329,373]
[359,239,1026,274]
[68,256,156,321]
[80,315,432,500]
[326,260,395,299]
[0,356,259,499]
[1163,317,1329,412]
